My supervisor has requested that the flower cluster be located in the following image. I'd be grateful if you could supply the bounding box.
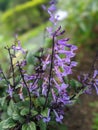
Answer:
[0,0,98,130]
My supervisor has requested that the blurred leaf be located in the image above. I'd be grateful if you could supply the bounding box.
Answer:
[38,120,47,130]
[20,108,29,116]
[31,110,38,116]
[22,124,28,130]
[0,97,6,107]
[7,100,15,116]
[2,118,16,129]
[26,51,36,65]
[38,97,45,106]
[22,122,36,130]
[41,108,48,117]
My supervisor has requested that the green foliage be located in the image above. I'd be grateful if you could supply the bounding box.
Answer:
[41,108,49,117]
[2,0,48,34]
[0,117,16,130]
[58,0,98,49]
[0,0,9,11]
[20,108,29,116]
[38,120,47,130]
[89,102,98,130]
[22,122,36,130]
[48,121,67,130]
[69,79,82,92]
[92,113,98,130]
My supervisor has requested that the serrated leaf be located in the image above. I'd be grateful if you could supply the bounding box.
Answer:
[2,118,16,129]
[12,110,24,123]
[26,51,36,65]
[0,120,5,130]
[38,120,47,130]
[15,76,21,86]
[70,79,81,88]
[0,97,6,107]
[38,97,45,106]
[22,124,28,130]
[28,122,36,130]
[0,79,9,87]
[22,122,36,130]
[7,100,15,116]
[20,108,29,116]
[31,110,38,116]
[41,108,48,117]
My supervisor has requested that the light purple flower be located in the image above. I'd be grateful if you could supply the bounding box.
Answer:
[53,110,63,123]
[48,4,56,13]
[93,70,98,78]
[7,85,13,98]
[12,40,26,54]
[43,109,51,123]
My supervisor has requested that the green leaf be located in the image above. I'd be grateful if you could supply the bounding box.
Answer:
[0,79,9,87]
[26,51,36,65]
[38,97,45,106]
[28,122,36,130]
[38,120,47,130]
[2,118,16,129]
[41,108,48,117]
[0,120,5,130]
[79,22,86,32]
[0,97,6,107]
[15,76,21,86]
[12,110,25,123]
[22,124,28,130]
[70,79,82,91]
[20,108,29,116]
[7,100,15,116]
[31,110,38,116]
[22,122,36,130]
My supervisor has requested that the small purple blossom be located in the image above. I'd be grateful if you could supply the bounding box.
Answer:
[7,85,13,98]
[53,110,63,123]
[12,40,26,54]
[43,109,51,123]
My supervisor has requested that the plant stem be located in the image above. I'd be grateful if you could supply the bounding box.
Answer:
[44,35,55,108]
[8,47,15,88]
[17,62,32,118]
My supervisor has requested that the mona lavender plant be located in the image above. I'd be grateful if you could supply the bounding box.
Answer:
[0,1,98,130]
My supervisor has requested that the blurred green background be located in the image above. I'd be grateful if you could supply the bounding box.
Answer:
[0,0,98,129]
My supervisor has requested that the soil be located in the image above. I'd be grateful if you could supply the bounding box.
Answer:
[64,92,98,130]
[64,49,98,130]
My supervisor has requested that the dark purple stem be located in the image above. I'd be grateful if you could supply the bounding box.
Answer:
[44,35,55,108]
[7,47,15,88]
[17,62,32,118]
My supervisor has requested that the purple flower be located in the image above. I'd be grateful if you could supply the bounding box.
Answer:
[62,65,72,76]
[53,110,63,123]
[59,83,68,92]
[12,40,26,54]
[51,89,56,102]
[48,4,56,13]
[42,78,48,96]
[42,54,50,70]
[70,61,78,67]
[43,109,51,123]
[7,85,13,98]
[58,93,71,105]
[93,70,98,78]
